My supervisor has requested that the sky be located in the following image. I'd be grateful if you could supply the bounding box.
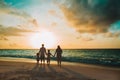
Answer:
[0,0,120,49]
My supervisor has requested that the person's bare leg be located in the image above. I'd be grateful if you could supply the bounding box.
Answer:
[41,59,42,64]
[60,59,61,67]
[47,60,48,65]
[57,60,59,66]
[43,58,45,64]
[58,58,60,67]
[48,59,50,65]
[37,61,39,64]
[49,60,50,65]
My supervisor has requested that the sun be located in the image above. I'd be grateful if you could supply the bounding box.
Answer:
[29,31,57,49]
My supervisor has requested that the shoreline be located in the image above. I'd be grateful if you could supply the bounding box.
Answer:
[0,57,120,70]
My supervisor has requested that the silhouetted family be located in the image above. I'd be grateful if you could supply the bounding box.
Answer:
[36,44,62,67]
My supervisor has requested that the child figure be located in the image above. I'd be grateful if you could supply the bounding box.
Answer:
[36,52,39,64]
[47,50,53,65]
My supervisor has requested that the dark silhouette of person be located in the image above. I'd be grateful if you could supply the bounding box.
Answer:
[47,50,53,65]
[54,45,63,67]
[39,44,46,64]
[36,52,39,64]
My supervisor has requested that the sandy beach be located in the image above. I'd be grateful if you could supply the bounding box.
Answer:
[0,57,120,80]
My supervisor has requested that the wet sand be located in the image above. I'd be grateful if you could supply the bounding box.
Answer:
[0,57,120,80]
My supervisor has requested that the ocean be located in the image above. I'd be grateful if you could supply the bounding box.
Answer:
[0,49,120,67]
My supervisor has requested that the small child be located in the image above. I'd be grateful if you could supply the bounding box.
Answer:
[36,52,39,64]
[47,50,53,65]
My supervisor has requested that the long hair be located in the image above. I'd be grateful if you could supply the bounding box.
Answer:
[57,45,61,49]
[56,45,62,53]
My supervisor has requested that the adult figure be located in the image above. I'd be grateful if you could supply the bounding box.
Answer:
[39,44,46,64]
[54,45,63,67]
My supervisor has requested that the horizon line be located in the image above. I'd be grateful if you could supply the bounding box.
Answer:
[0,48,120,50]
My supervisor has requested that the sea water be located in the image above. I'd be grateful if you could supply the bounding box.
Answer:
[0,49,120,67]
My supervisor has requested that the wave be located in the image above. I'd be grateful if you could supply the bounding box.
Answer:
[0,55,120,67]
[0,49,120,67]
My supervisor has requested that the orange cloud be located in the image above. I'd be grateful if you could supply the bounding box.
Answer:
[51,22,57,27]
[0,25,34,36]
[48,10,56,15]
[0,36,8,41]
[30,19,38,27]
[105,32,120,38]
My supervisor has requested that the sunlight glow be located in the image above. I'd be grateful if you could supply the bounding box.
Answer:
[29,31,57,49]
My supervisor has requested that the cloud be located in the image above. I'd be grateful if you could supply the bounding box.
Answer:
[51,22,57,27]
[0,25,34,36]
[0,0,39,39]
[0,0,9,8]
[0,36,8,41]
[82,37,94,41]
[59,0,120,34]
[48,9,63,19]
[77,33,94,41]
[0,0,38,27]
[9,43,17,47]
[0,0,40,38]
[30,19,38,27]
[0,0,30,17]
[48,10,56,15]
[105,32,120,38]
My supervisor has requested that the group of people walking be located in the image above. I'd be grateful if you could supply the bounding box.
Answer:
[36,44,62,67]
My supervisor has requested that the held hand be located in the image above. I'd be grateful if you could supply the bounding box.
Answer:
[53,53,56,57]
[50,54,54,57]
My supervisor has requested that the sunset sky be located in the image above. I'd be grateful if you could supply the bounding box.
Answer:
[0,0,120,49]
